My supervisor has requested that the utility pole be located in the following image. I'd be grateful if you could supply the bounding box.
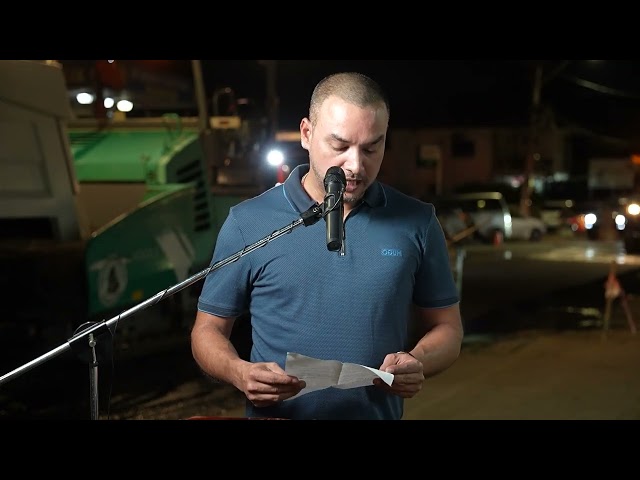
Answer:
[259,60,279,140]
[191,60,221,188]
[520,62,543,217]
[520,60,571,217]
[191,60,209,133]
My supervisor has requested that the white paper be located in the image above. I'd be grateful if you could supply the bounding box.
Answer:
[284,352,394,399]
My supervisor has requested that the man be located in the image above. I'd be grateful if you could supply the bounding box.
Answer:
[191,72,463,420]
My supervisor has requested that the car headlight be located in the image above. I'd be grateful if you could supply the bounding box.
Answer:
[584,213,597,229]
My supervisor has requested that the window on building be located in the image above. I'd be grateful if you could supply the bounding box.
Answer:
[451,133,475,157]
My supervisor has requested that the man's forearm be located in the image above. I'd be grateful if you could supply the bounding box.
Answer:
[410,323,463,378]
[191,328,247,389]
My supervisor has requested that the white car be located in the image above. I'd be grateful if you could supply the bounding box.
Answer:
[509,209,547,241]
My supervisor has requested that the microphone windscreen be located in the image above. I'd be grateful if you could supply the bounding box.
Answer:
[324,167,346,189]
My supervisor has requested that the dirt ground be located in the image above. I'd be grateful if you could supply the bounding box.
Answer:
[106,323,640,421]
[2,308,639,421]
[404,327,640,420]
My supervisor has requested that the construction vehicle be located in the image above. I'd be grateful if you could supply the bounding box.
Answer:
[0,60,273,354]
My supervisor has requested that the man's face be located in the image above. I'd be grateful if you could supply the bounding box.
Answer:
[300,95,388,205]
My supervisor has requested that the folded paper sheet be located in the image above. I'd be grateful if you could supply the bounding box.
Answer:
[284,352,394,399]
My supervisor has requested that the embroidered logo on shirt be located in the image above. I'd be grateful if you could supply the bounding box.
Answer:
[381,248,403,257]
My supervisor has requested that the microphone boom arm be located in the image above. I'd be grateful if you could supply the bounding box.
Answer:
[0,202,325,418]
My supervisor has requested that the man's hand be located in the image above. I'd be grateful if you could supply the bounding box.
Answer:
[373,351,425,398]
[240,361,306,407]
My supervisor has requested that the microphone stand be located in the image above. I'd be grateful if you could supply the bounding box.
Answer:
[0,202,325,419]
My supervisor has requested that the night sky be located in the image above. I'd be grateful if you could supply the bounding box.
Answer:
[201,60,532,130]
[198,60,640,143]
[104,60,640,146]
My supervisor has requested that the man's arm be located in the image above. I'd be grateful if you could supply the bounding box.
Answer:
[409,303,464,378]
[191,310,306,406]
[376,303,463,398]
[190,310,247,388]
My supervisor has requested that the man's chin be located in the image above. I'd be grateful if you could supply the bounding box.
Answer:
[343,193,362,205]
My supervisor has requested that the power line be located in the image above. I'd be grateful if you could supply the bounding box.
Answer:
[560,73,640,100]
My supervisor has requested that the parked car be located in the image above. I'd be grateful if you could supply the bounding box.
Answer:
[434,192,512,244]
[538,176,588,232]
[540,198,577,232]
[509,208,547,241]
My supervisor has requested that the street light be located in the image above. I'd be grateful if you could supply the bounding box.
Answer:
[266,148,289,184]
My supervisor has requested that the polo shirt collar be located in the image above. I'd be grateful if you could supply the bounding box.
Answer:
[284,164,386,213]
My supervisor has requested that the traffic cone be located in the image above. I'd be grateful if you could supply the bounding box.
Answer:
[493,230,503,246]
[603,261,637,336]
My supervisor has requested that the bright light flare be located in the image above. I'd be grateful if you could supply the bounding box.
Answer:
[116,99,133,112]
[76,92,94,105]
[266,149,284,166]
[627,203,640,216]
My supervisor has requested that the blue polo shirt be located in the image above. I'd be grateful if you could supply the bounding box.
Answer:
[197,164,459,420]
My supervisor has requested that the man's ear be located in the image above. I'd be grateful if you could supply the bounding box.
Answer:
[300,118,311,151]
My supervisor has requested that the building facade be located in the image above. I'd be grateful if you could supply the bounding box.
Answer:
[380,125,572,200]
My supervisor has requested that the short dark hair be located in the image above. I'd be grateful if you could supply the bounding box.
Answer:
[309,72,390,126]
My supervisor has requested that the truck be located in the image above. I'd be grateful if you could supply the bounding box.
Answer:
[0,60,271,355]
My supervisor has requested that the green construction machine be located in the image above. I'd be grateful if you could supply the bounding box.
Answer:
[0,60,269,353]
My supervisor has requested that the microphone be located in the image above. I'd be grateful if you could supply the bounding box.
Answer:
[323,166,346,251]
